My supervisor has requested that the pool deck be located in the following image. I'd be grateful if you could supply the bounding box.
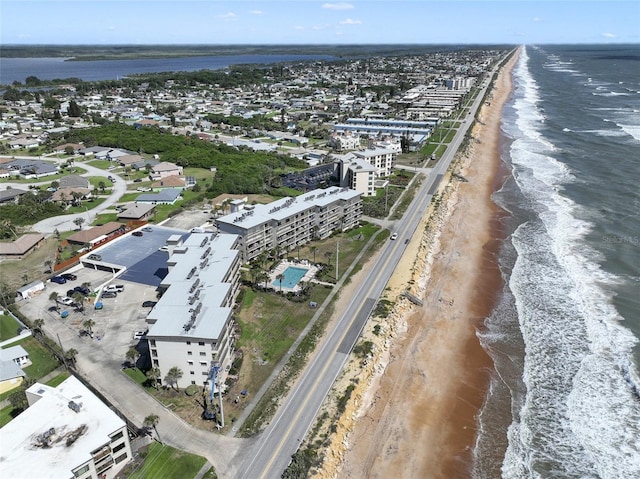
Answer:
[267,259,320,293]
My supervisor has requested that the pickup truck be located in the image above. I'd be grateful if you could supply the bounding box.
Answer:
[104,284,125,293]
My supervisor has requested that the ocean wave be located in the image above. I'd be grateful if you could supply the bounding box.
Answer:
[500,46,640,479]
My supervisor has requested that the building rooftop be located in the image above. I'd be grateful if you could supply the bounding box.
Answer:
[0,376,126,479]
[148,233,239,341]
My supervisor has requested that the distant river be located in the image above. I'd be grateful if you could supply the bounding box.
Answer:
[0,54,335,85]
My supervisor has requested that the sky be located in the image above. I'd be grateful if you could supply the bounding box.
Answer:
[1,1,638,45]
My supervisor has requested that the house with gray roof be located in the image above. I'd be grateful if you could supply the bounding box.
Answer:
[135,188,182,205]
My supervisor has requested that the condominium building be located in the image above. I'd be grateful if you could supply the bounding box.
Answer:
[0,376,132,479]
[147,232,242,390]
[333,154,377,197]
[216,186,362,263]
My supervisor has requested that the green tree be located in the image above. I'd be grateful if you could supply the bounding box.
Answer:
[67,100,82,117]
[98,181,106,193]
[276,273,284,294]
[82,318,95,334]
[146,367,161,390]
[49,291,59,311]
[164,366,183,391]
[310,246,318,264]
[65,348,78,367]
[32,318,45,336]
[73,217,85,230]
[144,414,161,442]
[125,347,138,365]
[72,292,86,313]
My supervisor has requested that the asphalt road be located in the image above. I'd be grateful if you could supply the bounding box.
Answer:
[235,64,498,479]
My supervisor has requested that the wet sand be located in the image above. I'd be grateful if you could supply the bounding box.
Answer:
[314,50,520,479]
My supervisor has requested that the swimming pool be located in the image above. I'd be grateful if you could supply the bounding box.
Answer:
[273,266,309,289]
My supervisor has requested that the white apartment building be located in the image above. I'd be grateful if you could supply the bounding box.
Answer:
[216,186,362,263]
[147,232,242,390]
[333,154,377,197]
[0,376,133,479]
[351,148,396,177]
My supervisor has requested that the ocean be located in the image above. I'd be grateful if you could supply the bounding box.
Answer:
[474,45,640,478]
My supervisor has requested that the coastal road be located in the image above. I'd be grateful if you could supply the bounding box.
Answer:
[235,59,500,479]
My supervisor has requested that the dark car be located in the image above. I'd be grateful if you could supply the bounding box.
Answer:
[51,275,67,284]
[142,226,153,232]
[101,291,117,298]
[133,178,142,183]
[74,286,91,295]
[87,254,102,261]
[142,300,157,308]
[61,273,77,281]
[66,289,77,298]
[132,231,143,237]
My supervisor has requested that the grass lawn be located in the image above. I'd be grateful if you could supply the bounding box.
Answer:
[45,371,70,387]
[85,159,112,169]
[87,176,113,190]
[118,192,141,203]
[127,443,207,479]
[0,405,22,428]
[123,367,147,385]
[0,236,58,290]
[0,314,21,341]
[92,213,119,226]
[5,336,61,379]
[66,197,106,214]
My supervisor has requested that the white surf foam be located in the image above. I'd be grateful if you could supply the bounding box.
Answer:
[500,46,640,479]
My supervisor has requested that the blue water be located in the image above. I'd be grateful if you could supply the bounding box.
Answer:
[474,45,640,478]
[0,54,335,85]
[273,266,308,289]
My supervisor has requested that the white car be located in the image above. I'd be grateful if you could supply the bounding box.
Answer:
[390,233,398,240]
[56,296,75,306]
[133,331,147,340]
[105,284,125,293]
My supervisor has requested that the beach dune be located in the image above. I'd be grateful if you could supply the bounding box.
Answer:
[314,51,519,479]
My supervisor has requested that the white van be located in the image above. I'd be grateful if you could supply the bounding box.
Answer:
[105,284,125,293]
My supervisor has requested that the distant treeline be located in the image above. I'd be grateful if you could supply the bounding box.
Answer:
[63,123,307,196]
[0,44,514,60]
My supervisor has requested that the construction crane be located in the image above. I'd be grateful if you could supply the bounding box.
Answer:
[203,363,224,428]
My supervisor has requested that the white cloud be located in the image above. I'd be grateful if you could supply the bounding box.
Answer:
[217,12,236,20]
[339,18,362,25]
[249,10,263,15]
[602,32,617,38]
[322,3,354,10]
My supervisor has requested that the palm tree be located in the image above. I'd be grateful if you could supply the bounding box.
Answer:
[73,293,86,314]
[65,348,78,368]
[125,348,138,366]
[310,246,318,264]
[82,318,95,334]
[144,414,161,443]
[44,259,53,273]
[98,181,106,193]
[146,367,161,390]
[276,273,284,294]
[32,318,45,337]
[49,291,59,311]
[324,250,333,267]
[164,366,183,391]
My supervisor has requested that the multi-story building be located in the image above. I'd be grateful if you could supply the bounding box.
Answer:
[333,154,377,197]
[0,376,132,479]
[216,186,362,263]
[146,232,242,390]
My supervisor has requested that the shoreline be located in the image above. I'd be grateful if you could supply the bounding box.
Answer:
[311,51,520,478]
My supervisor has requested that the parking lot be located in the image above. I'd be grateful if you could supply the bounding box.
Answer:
[16,227,187,370]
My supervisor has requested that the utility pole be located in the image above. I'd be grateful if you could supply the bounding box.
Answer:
[336,241,339,280]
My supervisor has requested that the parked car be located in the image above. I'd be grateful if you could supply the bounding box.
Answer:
[74,286,91,295]
[101,291,117,298]
[56,296,75,306]
[51,275,67,284]
[142,300,157,308]
[133,178,142,183]
[158,245,169,252]
[142,226,153,232]
[132,231,143,237]
[105,284,124,293]
[61,273,77,281]
[390,233,398,240]
[87,254,102,261]
[133,330,147,340]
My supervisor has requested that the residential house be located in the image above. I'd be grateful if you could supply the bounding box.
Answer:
[135,188,182,205]
[117,203,156,221]
[150,162,183,180]
[0,233,45,258]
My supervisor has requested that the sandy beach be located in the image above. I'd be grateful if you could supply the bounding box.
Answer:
[311,50,519,479]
